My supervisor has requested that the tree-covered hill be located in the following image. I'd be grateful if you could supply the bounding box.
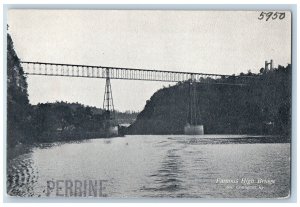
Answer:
[7,33,32,147]
[128,65,291,136]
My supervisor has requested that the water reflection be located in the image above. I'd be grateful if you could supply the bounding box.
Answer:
[104,140,112,144]
[7,153,38,197]
[142,149,185,196]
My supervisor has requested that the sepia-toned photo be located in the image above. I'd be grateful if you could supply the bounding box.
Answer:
[6,10,292,198]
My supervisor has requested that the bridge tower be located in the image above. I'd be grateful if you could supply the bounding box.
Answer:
[184,75,204,135]
[265,59,273,71]
[188,77,197,126]
[103,68,118,137]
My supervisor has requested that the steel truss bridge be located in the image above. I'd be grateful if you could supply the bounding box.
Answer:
[20,61,246,83]
[21,61,251,135]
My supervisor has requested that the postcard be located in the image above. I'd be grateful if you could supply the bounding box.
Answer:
[6,9,292,198]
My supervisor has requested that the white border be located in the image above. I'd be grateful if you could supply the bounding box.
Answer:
[1,1,299,206]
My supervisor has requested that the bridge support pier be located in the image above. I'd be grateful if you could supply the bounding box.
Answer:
[184,124,204,135]
[184,75,204,135]
[103,68,118,137]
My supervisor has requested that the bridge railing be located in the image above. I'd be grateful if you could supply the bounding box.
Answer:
[20,61,254,84]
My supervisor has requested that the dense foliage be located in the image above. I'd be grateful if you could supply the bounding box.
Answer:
[29,102,137,142]
[128,65,291,137]
[7,34,32,147]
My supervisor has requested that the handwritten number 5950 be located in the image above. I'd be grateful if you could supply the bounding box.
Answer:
[258,12,285,21]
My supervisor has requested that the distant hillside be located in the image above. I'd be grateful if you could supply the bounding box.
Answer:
[28,102,138,142]
[128,65,291,136]
[33,102,138,124]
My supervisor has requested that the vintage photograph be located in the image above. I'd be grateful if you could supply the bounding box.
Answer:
[6,10,291,198]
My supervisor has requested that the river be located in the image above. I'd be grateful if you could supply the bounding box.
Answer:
[7,135,290,198]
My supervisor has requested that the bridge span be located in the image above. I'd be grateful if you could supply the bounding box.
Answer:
[20,61,243,83]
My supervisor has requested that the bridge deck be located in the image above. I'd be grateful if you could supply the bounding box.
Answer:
[21,61,253,84]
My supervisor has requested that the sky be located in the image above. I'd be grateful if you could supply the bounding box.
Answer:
[8,10,291,111]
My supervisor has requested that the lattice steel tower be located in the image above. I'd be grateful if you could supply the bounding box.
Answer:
[188,75,198,125]
[103,68,115,121]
